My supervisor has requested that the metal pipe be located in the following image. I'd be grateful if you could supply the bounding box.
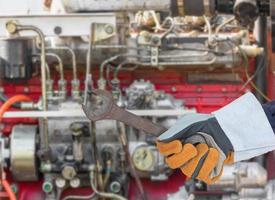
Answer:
[32,54,51,80]
[215,17,236,34]
[114,61,145,79]
[16,25,47,111]
[203,15,214,45]
[84,24,95,105]
[14,23,49,151]
[46,46,77,80]
[140,57,217,66]
[99,54,150,80]
[89,167,127,200]
[45,53,64,81]
[45,63,51,81]
[62,192,96,200]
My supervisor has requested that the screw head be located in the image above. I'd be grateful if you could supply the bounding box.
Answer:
[55,177,66,188]
[104,25,114,35]
[62,166,77,180]
[70,177,81,188]
[6,21,18,34]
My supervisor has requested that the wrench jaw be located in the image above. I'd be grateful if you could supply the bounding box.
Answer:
[82,89,167,136]
[82,89,114,122]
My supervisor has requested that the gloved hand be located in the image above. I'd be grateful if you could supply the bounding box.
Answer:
[157,92,275,184]
[156,114,234,184]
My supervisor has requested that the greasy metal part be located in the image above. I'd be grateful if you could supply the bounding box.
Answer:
[182,0,215,16]
[58,79,67,100]
[7,22,50,152]
[118,122,146,200]
[45,53,64,81]
[71,123,84,162]
[46,46,77,80]
[92,23,116,42]
[208,162,267,192]
[89,166,127,200]
[233,0,259,27]
[10,125,38,181]
[62,0,171,12]
[0,139,6,180]
[62,166,77,180]
[0,38,32,79]
[0,14,116,37]
[84,24,95,105]
[46,79,54,99]
[82,90,167,136]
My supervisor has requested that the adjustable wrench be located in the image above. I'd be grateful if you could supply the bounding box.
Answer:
[82,89,167,136]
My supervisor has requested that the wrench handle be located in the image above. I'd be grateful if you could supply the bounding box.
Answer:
[110,106,167,136]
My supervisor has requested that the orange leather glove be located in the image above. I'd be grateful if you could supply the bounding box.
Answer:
[157,140,233,184]
[156,113,235,185]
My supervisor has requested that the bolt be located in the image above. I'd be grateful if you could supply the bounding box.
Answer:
[62,166,77,180]
[6,21,18,34]
[70,122,84,136]
[42,181,53,193]
[110,181,121,193]
[104,25,115,35]
[70,177,81,188]
[55,177,66,188]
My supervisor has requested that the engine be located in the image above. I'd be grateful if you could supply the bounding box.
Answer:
[0,0,275,200]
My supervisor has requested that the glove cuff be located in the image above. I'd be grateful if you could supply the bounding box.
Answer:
[213,92,275,162]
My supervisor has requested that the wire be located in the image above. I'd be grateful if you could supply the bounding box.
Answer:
[117,122,147,200]
[0,94,21,109]
[114,61,145,79]
[231,40,271,101]
[203,16,213,45]
[215,17,235,35]
[90,170,127,200]
[62,192,96,200]
[1,180,16,200]
[0,95,32,120]
[99,54,150,80]
[240,52,266,90]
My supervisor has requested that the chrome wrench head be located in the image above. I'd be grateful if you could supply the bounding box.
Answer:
[82,89,115,121]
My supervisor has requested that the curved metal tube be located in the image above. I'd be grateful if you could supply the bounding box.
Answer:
[16,25,47,111]
[46,46,77,80]
[89,170,127,200]
[15,24,49,151]
[45,53,64,81]
[99,54,150,80]
[215,17,235,34]
[114,60,145,79]
[32,54,51,80]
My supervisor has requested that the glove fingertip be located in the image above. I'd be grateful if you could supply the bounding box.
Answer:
[156,140,183,156]
[165,143,197,169]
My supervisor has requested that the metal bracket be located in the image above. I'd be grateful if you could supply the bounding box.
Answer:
[0,14,116,37]
[151,47,159,66]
